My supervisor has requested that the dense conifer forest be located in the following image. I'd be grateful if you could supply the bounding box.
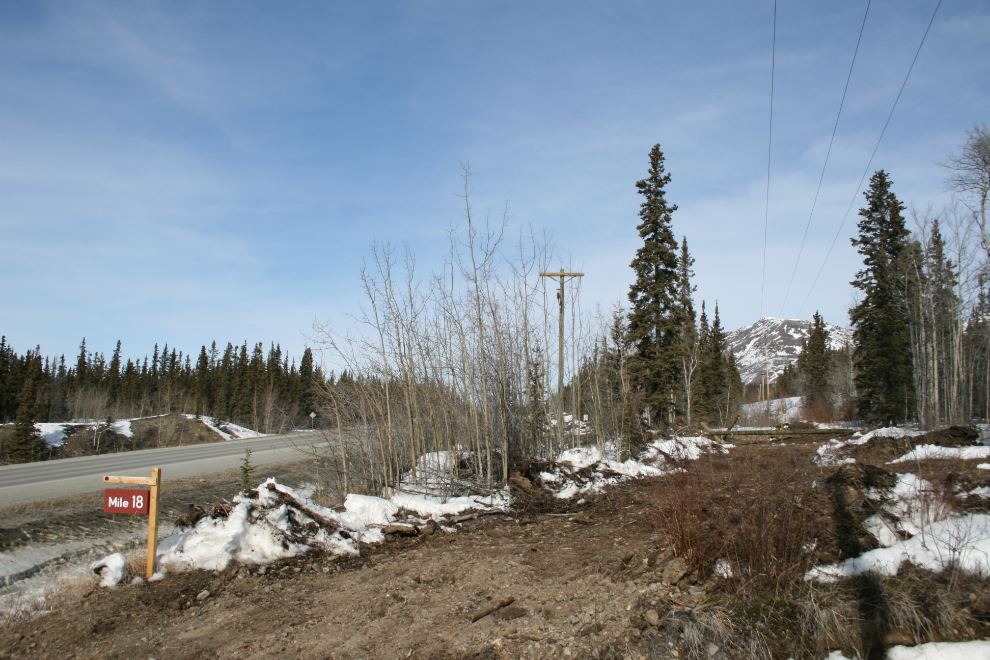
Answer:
[0,337,323,431]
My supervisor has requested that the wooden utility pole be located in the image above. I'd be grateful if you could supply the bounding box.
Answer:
[539,268,584,452]
[764,346,771,423]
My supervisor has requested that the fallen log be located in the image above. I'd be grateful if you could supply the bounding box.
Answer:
[469,596,515,622]
[715,428,858,436]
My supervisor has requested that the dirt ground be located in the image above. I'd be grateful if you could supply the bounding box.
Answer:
[2,433,989,660]
[0,479,682,660]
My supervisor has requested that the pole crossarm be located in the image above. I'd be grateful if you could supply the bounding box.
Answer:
[539,272,585,278]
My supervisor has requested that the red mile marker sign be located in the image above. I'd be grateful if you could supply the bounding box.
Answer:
[104,489,150,514]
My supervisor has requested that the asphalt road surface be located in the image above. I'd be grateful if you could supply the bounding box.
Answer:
[0,432,326,506]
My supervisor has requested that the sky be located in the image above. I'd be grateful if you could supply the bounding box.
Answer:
[1,0,988,366]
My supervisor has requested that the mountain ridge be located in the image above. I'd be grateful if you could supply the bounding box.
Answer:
[727,317,852,385]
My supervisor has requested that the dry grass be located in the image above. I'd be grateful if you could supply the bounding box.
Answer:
[650,444,836,588]
[0,491,104,524]
[647,441,990,659]
[1,544,151,630]
[1,563,100,629]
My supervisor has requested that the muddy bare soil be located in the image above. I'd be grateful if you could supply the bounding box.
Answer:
[0,481,711,660]
[4,435,990,660]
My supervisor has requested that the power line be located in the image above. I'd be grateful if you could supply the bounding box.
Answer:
[779,0,872,317]
[760,0,777,320]
[797,0,943,317]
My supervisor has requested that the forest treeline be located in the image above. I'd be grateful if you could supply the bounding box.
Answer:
[0,337,327,459]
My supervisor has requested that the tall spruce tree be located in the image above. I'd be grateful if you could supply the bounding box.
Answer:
[9,373,44,462]
[849,170,915,424]
[696,303,737,425]
[627,144,685,425]
[299,347,315,415]
[798,312,832,411]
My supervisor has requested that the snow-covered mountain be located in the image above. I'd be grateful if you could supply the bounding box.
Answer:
[727,317,853,385]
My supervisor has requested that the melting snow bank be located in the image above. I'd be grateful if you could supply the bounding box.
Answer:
[888,444,990,464]
[828,640,990,659]
[154,478,508,575]
[89,554,128,588]
[539,437,726,499]
[182,414,266,440]
[815,426,924,467]
[33,420,134,448]
[806,514,990,582]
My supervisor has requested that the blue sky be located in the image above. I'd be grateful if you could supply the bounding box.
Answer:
[2,1,988,365]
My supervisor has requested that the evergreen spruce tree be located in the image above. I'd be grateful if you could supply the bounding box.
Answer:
[700,303,729,424]
[195,346,211,418]
[0,336,15,422]
[299,347,315,415]
[849,170,915,424]
[627,144,685,425]
[693,302,743,425]
[798,312,832,412]
[9,374,44,462]
[74,338,88,386]
[108,340,122,401]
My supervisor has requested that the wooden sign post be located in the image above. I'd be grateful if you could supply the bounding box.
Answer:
[103,468,161,579]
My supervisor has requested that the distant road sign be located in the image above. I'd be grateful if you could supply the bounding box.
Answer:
[104,488,150,514]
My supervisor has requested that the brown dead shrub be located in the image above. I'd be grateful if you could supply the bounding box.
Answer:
[650,445,836,588]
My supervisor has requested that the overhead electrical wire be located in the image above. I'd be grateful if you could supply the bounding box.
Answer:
[778,0,872,317]
[797,0,943,316]
[759,0,777,320]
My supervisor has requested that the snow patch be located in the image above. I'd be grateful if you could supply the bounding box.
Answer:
[814,426,925,467]
[863,473,950,544]
[184,414,267,440]
[806,514,990,581]
[34,423,68,448]
[540,437,724,499]
[391,489,510,519]
[155,475,508,574]
[827,640,990,660]
[888,444,990,464]
[89,553,128,588]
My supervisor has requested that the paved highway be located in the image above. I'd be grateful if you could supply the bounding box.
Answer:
[0,432,325,506]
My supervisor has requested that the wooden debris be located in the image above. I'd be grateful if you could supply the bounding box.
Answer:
[468,596,515,622]
[382,524,418,536]
[491,605,527,621]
